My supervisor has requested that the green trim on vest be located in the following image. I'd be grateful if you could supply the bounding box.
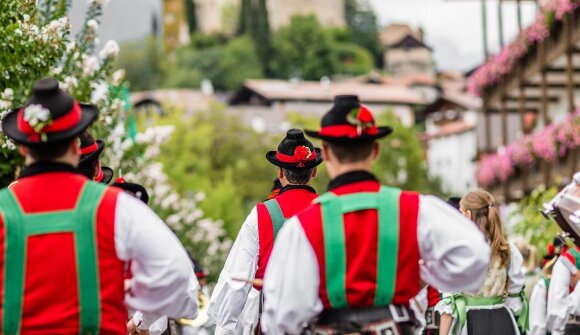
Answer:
[263,199,286,240]
[0,182,107,335]
[315,186,401,308]
[569,248,580,271]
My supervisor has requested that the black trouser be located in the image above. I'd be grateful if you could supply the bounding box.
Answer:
[305,305,417,335]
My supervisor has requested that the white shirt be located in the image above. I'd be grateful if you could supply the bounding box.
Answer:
[261,195,491,335]
[115,192,199,328]
[547,258,580,335]
[530,279,548,335]
[208,207,260,335]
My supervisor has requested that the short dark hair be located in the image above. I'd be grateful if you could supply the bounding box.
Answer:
[78,157,99,179]
[325,140,375,163]
[283,168,314,185]
[27,139,74,162]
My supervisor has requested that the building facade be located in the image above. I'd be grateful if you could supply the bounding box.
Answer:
[381,24,435,77]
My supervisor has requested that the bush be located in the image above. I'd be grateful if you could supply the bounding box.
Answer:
[116,37,164,92]
[165,36,263,91]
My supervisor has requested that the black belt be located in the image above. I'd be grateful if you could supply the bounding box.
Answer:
[317,305,412,325]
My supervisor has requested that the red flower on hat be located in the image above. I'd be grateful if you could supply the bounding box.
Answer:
[294,146,312,167]
[347,105,379,137]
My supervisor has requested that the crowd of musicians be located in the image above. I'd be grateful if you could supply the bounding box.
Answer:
[0,78,579,335]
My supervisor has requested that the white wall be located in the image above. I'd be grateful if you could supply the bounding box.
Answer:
[427,129,477,196]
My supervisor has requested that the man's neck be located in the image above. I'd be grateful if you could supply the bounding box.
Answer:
[328,163,372,180]
[26,157,77,167]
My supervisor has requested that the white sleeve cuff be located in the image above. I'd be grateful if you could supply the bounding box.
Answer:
[505,296,522,316]
[132,311,162,330]
[434,299,453,315]
[215,325,236,335]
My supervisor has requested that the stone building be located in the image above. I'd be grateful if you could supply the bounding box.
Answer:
[381,24,435,76]
[195,0,345,34]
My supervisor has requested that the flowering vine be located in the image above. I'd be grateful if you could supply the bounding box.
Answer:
[476,111,580,187]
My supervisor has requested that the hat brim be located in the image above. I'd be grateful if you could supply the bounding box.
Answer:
[100,166,114,185]
[1,103,99,145]
[112,181,150,204]
[304,126,393,143]
[266,148,323,170]
[80,140,105,164]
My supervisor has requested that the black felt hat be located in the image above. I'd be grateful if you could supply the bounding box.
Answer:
[1,78,98,145]
[98,166,114,185]
[79,132,106,164]
[447,197,462,211]
[112,177,149,204]
[305,95,392,143]
[266,129,323,170]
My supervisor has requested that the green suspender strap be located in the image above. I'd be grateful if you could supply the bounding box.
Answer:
[0,182,106,335]
[263,199,286,240]
[315,186,401,308]
[569,248,580,271]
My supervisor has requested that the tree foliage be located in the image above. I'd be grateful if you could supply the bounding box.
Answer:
[156,104,276,237]
[165,36,263,91]
[344,0,383,67]
[271,15,337,80]
[184,0,197,35]
[116,37,165,92]
[512,186,562,256]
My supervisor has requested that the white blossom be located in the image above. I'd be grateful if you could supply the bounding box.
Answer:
[22,14,30,22]
[23,104,51,126]
[82,55,99,76]
[98,40,119,60]
[91,81,109,104]
[2,88,13,101]
[86,19,99,32]
[111,69,125,86]
[60,76,78,91]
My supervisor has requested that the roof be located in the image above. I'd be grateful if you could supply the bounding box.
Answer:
[422,90,481,115]
[131,89,217,114]
[380,23,424,47]
[383,73,437,87]
[427,120,476,139]
[389,34,430,50]
[231,79,429,106]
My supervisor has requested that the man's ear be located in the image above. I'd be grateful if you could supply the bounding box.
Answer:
[70,138,81,156]
[278,167,284,179]
[311,167,317,178]
[321,143,331,162]
[371,141,380,161]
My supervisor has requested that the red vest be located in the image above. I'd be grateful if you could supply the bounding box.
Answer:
[0,172,126,334]
[298,180,421,308]
[426,286,441,308]
[255,187,318,283]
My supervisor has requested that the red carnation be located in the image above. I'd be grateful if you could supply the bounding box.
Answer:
[357,105,374,123]
[294,146,312,161]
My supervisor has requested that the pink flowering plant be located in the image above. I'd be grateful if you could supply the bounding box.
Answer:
[476,112,580,187]
[468,0,578,96]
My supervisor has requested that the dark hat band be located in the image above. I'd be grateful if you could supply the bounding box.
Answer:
[80,142,99,155]
[276,146,317,168]
[17,102,82,142]
[318,124,379,138]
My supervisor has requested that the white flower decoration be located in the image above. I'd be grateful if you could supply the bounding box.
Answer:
[23,104,52,134]
[86,19,99,32]
[99,40,119,60]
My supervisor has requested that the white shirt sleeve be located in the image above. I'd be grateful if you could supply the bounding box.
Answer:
[208,207,260,335]
[505,243,525,315]
[261,217,322,335]
[547,259,572,334]
[570,281,580,316]
[114,192,199,327]
[529,280,548,335]
[417,195,490,293]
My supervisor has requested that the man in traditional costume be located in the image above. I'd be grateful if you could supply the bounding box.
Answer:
[0,78,198,334]
[547,244,580,334]
[78,131,114,184]
[209,129,323,334]
[260,95,490,335]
